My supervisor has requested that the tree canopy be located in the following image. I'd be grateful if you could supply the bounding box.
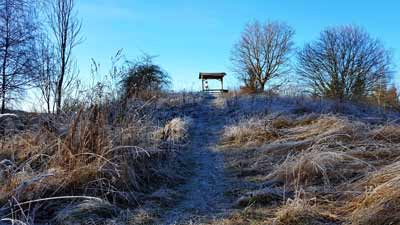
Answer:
[297,25,392,101]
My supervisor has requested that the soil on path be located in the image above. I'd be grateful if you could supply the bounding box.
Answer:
[160,96,233,225]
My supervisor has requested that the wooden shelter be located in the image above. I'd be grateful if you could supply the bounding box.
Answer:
[199,72,228,93]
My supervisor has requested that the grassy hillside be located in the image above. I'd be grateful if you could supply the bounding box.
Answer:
[1,92,400,225]
[0,94,202,224]
[212,93,400,225]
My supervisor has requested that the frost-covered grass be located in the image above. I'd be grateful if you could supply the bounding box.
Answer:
[154,117,192,143]
[216,92,400,121]
[0,93,202,225]
[214,93,400,225]
[2,91,400,224]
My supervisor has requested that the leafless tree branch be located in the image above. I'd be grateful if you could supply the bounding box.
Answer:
[231,21,294,92]
[297,25,393,101]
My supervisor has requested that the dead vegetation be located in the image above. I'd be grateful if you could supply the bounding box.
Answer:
[350,175,400,225]
[274,198,338,225]
[154,117,192,143]
[0,95,196,224]
[221,116,281,147]
[2,92,400,224]
[217,103,400,224]
[348,160,400,225]
[267,150,373,187]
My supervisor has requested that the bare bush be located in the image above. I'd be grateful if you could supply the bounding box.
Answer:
[120,54,170,100]
[370,83,400,110]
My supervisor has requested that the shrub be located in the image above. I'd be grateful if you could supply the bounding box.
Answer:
[120,54,170,100]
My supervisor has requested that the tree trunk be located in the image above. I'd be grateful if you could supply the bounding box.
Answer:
[1,69,6,114]
[1,91,5,114]
[259,80,266,93]
[55,78,63,114]
[56,50,66,114]
[47,95,51,114]
[1,44,8,114]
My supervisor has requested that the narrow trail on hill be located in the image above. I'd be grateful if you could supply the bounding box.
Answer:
[160,96,233,225]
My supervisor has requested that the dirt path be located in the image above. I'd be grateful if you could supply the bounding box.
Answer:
[161,96,232,225]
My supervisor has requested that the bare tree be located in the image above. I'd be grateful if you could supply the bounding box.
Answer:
[0,0,38,113]
[297,25,392,101]
[36,35,57,113]
[231,21,294,92]
[49,0,82,114]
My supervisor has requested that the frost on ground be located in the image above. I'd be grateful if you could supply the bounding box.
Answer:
[1,93,400,225]
[160,95,233,225]
[0,94,204,225]
[211,93,400,225]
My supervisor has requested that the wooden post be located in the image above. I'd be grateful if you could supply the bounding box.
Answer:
[221,78,224,91]
[202,79,204,91]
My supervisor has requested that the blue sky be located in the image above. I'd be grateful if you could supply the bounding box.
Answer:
[75,0,400,91]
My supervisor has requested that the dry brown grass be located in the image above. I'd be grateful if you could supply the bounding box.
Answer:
[271,117,293,129]
[275,198,338,225]
[369,124,400,143]
[221,114,367,150]
[267,150,373,187]
[360,161,400,188]
[218,111,400,224]
[208,207,276,225]
[286,115,367,143]
[221,117,281,147]
[345,160,400,225]
[350,175,400,225]
[153,117,191,143]
[0,103,188,223]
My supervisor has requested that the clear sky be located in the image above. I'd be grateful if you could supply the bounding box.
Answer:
[75,0,400,91]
